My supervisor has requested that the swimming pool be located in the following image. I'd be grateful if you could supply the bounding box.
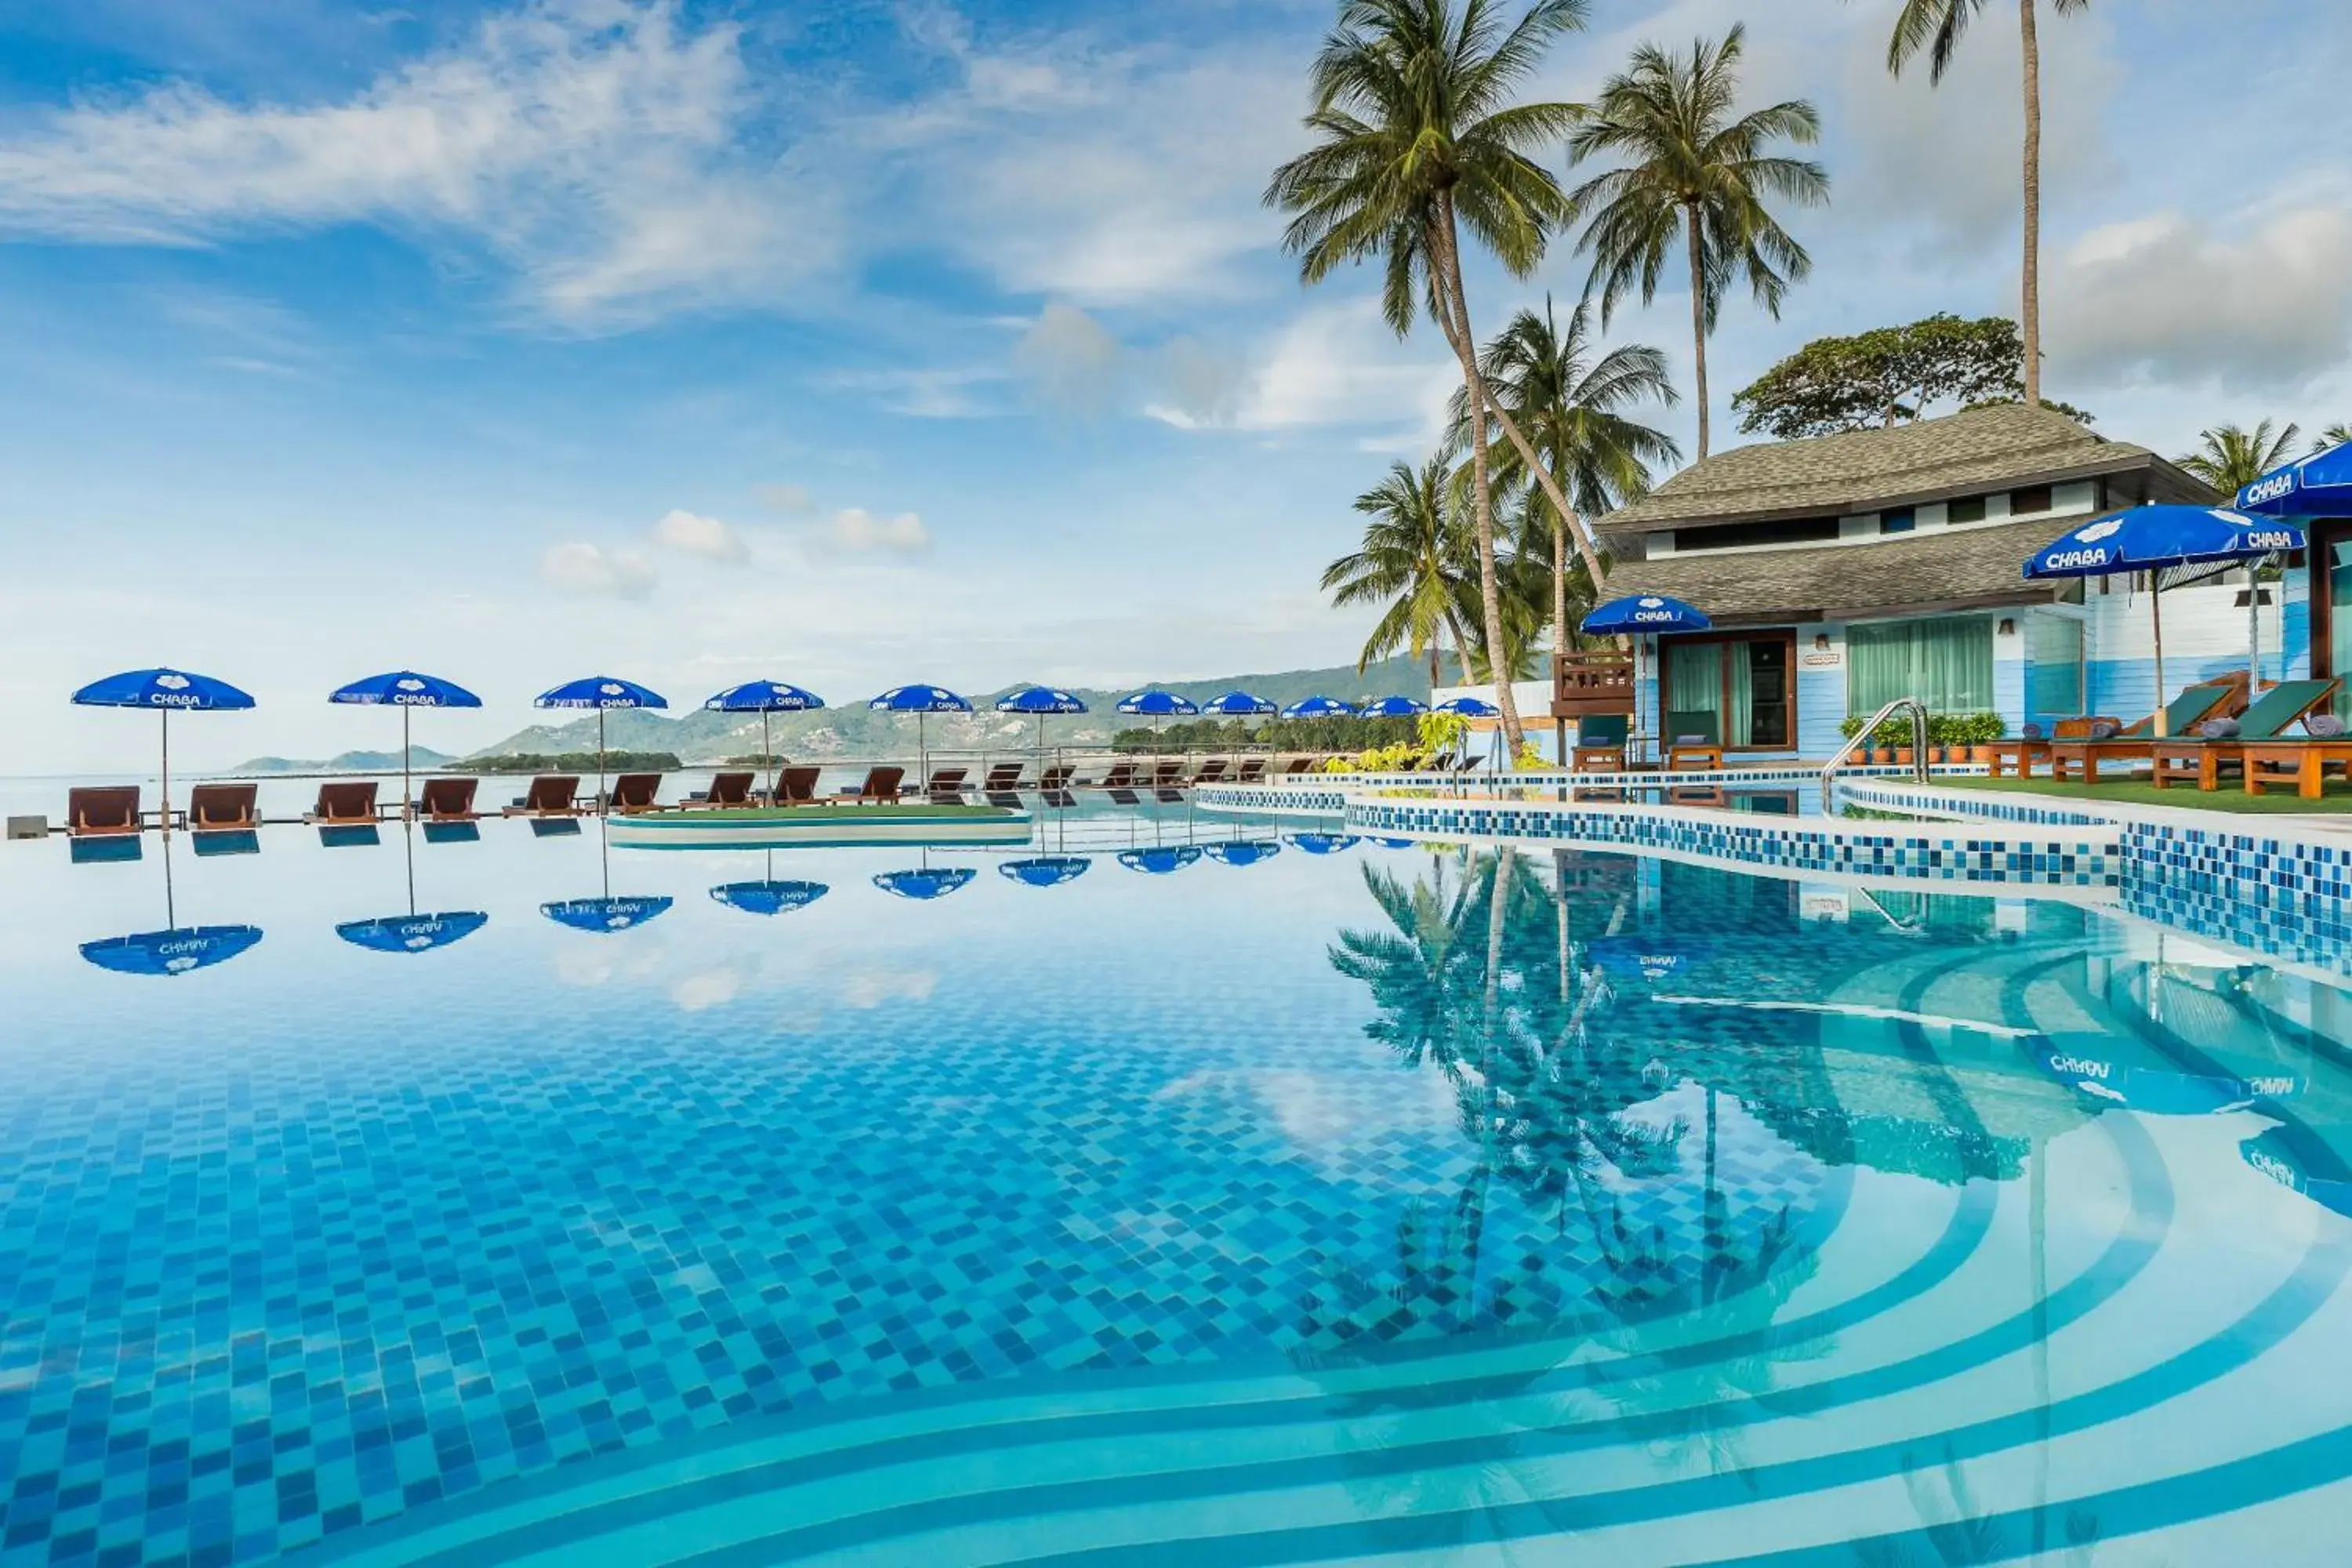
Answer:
[4,795,2350,1565]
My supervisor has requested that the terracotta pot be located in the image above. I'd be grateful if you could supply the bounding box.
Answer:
[1969,744,1992,764]
[1871,746,1894,765]
[1894,747,1915,766]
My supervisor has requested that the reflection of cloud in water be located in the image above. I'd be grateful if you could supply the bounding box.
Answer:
[553,937,669,989]
[839,968,936,1008]
[1156,1066,1457,1170]
[672,963,754,1012]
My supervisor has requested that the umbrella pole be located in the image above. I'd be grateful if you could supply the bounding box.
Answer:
[597,710,608,813]
[403,706,413,822]
[159,708,172,837]
[163,823,176,927]
[764,711,775,804]
[2249,558,2265,693]
[2151,583,2169,738]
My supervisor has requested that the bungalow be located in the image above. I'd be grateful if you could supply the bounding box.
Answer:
[1586,404,2299,758]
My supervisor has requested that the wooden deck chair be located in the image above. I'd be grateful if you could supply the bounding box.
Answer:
[188,782,258,833]
[67,786,141,837]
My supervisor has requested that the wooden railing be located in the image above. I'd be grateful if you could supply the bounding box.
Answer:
[1550,651,1635,717]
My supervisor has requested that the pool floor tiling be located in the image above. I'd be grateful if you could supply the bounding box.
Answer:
[2,808,2351,1564]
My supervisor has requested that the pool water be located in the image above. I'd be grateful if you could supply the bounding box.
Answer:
[3,800,2350,1565]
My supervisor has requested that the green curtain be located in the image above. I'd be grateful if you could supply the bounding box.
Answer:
[1726,645,1756,746]
[1848,616,1994,715]
[2025,614,2084,717]
[1666,642,1722,724]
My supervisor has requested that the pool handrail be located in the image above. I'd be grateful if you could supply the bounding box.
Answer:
[1821,696,1929,808]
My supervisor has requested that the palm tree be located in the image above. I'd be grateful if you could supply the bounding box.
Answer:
[1323,456,1480,685]
[1881,0,2089,414]
[1449,297,1680,659]
[2314,423,2351,454]
[2176,419,2300,497]
[1564,25,1827,461]
[1267,0,1595,750]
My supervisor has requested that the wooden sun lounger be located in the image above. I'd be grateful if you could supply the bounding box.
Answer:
[1573,715,1631,773]
[503,775,583,816]
[1088,762,1142,789]
[691,771,755,808]
[1232,758,1267,785]
[920,768,968,800]
[1277,756,1316,777]
[830,766,904,804]
[308,780,379,825]
[2151,678,2342,792]
[1037,764,1076,791]
[2050,678,2251,785]
[188,782,258,833]
[981,763,1027,792]
[604,773,662,815]
[1986,716,2120,779]
[774,766,821,804]
[1188,759,1230,786]
[418,777,480,821]
[1145,760,1184,789]
[67,786,141,837]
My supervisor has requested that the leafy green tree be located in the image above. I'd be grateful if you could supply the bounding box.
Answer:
[2314,423,2351,454]
[1323,456,1480,686]
[1448,297,1679,658]
[1878,0,2090,413]
[1565,24,1828,459]
[1268,0,1595,750]
[2176,419,2300,497]
[1732,314,2022,440]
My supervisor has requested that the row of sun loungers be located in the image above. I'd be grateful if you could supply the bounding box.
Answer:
[1981,673,2351,797]
[61,755,1349,838]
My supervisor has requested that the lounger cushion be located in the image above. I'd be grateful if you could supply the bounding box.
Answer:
[2309,713,2347,738]
[2197,717,2239,739]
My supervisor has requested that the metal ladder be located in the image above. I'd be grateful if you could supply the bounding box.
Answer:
[1820,696,1930,810]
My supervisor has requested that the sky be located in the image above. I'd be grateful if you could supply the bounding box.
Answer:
[0,0,2348,769]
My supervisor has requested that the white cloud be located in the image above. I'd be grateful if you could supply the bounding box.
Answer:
[0,0,835,327]
[651,507,747,561]
[2043,205,2352,393]
[1014,302,1123,416]
[827,508,931,553]
[825,366,1005,419]
[1145,296,1455,441]
[756,483,815,514]
[539,539,658,597]
[671,964,750,1011]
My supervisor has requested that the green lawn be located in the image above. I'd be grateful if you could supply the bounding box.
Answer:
[1925,774,2352,815]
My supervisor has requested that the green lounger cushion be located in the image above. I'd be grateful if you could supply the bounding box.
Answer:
[2118,681,2236,738]
[1578,713,1629,748]
[2158,680,2335,745]
[1664,709,1719,746]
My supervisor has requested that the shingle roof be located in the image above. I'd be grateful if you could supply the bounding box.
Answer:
[1600,512,2089,625]
[1600,404,2212,535]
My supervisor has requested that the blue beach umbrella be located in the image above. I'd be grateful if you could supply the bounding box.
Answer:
[999,855,1091,887]
[874,866,976,901]
[871,684,972,779]
[72,667,256,833]
[2024,507,2305,731]
[1281,695,1357,720]
[1116,689,1199,751]
[705,681,825,800]
[1286,830,1360,855]
[710,880,829,916]
[81,924,263,978]
[1581,596,1710,746]
[995,686,1088,761]
[1431,695,1500,717]
[331,670,483,816]
[537,677,669,807]
[541,895,673,933]
[1203,840,1279,867]
[1119,845,1203,874]
[1200,690,1277,717]
[2237,438,2352,517]
[1358,695,1428,719]
[336,912,488,955]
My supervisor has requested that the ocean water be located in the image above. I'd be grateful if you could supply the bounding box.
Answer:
[2,799,2350,1565]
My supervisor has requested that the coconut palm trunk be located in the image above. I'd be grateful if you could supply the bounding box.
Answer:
[1686,205,1711,459]
[2019,0,2043,409]
[1432,198,1525,752]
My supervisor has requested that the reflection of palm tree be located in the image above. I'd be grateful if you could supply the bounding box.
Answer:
[1329,858,1479,1076]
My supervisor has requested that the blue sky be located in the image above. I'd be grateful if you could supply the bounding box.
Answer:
[1,0,2347,768]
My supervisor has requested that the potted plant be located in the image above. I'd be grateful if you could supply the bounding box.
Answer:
[1965,712,2005,764]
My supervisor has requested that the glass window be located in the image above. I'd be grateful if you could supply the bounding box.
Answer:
[1878,508,1915,535]
[1664,636,1793,748]
[1847,616,1994,715]
[1947,496,1987,524]
[2331,540,2352,720]
[2026,615,2084,718]
[2010,485,2053,515]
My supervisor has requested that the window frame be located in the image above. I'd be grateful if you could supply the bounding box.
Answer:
[1657,628,1800,752]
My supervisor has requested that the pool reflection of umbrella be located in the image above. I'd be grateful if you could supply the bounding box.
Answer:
[337,912,488,954]
[870,684,972,783]
[329,670,482,818]
[1118,844,1203,874]
[336,822,488,955]
[78,829,261,976]
[2241,1126,2352,1220]
[874,866,976,900]
[82,924,263,976]
[1203,841,1279,867]
[535,676,668,808]
[542,895,674,932]
[71,666,256,835]
[1287,831,1360,855]
[999,855,1091,887]
[710,880,829,915]
[704,681,824,803]
[2031,1040,2288,1116]
[1369,836,1417,850]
